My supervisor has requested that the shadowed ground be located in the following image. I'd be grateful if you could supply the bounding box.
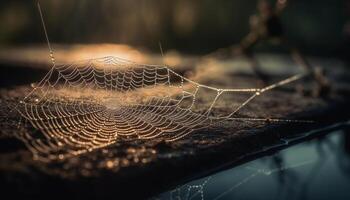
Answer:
[0,45,349,199]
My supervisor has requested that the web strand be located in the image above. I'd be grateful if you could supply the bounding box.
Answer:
[37,1,55,66]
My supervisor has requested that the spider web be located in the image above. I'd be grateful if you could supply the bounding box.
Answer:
[14,56,307,161]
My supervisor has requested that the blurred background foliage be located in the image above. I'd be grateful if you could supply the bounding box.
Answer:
[0,0,348,56]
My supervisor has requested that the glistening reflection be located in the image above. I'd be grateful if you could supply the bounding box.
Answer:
[153,128,350,200]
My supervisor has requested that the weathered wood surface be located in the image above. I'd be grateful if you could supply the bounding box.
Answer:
[0,45,349,199]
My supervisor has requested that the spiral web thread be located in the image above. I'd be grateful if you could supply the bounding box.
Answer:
[14,55,308,161]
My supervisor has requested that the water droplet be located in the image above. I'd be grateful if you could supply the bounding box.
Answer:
[31,83,37,88]
[106,160,114,169]
[133,157,139,163]
[151,149,157,154]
